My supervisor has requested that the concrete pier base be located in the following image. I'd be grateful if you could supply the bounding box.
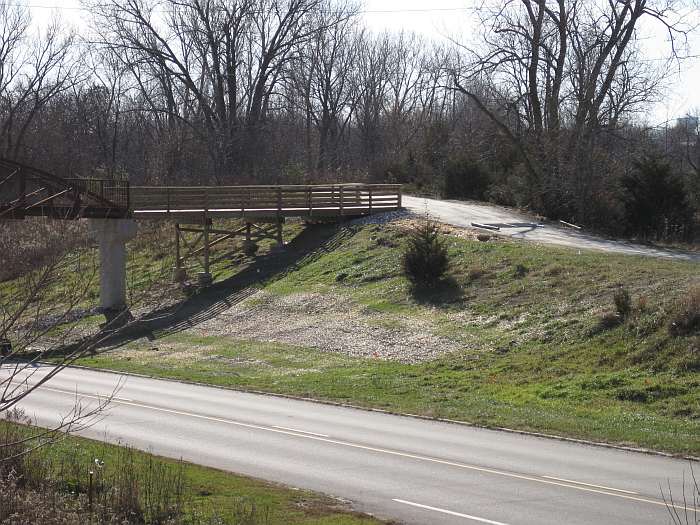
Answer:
[242,240,258,256]
[89,219,137,313]
[197,272,213,287]
[172,266,187,283]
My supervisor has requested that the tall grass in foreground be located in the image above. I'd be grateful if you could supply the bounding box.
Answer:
[0,410,267,525]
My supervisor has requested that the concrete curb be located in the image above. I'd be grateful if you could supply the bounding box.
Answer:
[60,362,700,463]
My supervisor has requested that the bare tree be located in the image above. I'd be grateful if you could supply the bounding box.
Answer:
[0,2,82,161]
[87,0,344,182]
[451,0,694,219]
[678,111,700,176]
[290,5,361,174]
[353,31,393,176]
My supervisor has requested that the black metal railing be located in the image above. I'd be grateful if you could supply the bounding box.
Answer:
[0,158,130,219]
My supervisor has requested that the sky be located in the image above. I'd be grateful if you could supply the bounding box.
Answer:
[25,0,700,127]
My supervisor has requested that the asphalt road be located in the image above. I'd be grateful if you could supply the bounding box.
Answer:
[9,365,696,525]
[404,195,700,261]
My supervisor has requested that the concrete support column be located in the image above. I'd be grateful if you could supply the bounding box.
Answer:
[89,219,137,311]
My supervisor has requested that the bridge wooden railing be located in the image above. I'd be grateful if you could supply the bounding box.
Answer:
[0,155,402,221]
[129,183,402,218]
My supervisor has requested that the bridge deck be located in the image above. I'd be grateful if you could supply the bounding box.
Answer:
[130,184,401,220]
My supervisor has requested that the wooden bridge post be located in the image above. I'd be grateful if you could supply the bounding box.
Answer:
[172,223,186,283]
[199,216,212,286]
[198,188,213,287]
[176,224,181,265]
[275,188,284,249]
[18,167,26,215]
[275,220,284,248]
[203,219,210,272]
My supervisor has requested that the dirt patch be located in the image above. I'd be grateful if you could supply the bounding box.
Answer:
[388,217,498,243]
[190,291,461,363]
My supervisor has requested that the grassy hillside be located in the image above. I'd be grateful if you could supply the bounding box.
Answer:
[4,218,700,454]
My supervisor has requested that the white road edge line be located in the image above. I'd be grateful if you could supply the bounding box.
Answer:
[33,384,689,511]
[542,475,638,495]
[392,499,510,525]
[272,425,329,437]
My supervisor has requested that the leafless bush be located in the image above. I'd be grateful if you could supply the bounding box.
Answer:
[593,311,623,334]
[613,288,632,319]
[662,462,699,525]
[0,220,89,282]
[669,285,700,337]
[0,414,214,525]
[0,476,87,525]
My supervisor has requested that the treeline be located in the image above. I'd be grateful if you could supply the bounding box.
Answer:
[1,0,698,241]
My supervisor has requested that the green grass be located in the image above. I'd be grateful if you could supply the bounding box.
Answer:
[78,332,700,455]
[0,219,306,321]
[9,220,700,455]
[3,421,383,524]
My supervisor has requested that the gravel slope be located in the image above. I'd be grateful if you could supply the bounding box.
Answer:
[192,291,461,362]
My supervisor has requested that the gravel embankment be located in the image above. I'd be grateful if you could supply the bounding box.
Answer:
[192,291,460,363]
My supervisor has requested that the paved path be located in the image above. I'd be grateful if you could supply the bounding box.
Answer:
[10,365,696,525]
[405,195,700,261]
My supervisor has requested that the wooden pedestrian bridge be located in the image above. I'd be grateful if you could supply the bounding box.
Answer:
[0,158,401,316]
[0,158,401,220]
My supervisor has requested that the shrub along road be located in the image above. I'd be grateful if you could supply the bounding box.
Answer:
[404,195,700,261]
[10,364,696,525]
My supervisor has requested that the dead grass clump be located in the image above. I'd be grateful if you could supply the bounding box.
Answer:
[0,476,84,525]
[668,285,700,337]
[513,264,529,278]
[467,266,486,282]
[636,295,648,312]
[592,312,623,334]
[613,288,632,319]
[0,411,222,525]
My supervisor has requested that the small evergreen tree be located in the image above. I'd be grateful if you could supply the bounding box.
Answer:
[620,156,694,240]
[403,218,449,287]
[443,156,491,200]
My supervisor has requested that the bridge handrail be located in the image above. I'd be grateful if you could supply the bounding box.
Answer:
[130,183,402,216]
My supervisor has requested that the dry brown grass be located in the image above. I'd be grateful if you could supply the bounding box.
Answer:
[0,219,89,282]
[669,285,700,336]
[0,410,191,525]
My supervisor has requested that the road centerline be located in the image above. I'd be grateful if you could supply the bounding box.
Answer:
[29,382,686,512]
[541,475,638,495]
[272,425,329,437]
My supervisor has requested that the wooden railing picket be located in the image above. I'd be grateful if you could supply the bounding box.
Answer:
[127,183,401,219]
